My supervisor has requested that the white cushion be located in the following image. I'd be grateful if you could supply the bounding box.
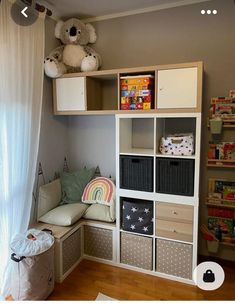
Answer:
[38,203,89,226]
[37,179,61,219]
[83,204,115,223]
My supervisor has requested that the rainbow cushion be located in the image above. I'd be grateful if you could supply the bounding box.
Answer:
[82,177,115,206]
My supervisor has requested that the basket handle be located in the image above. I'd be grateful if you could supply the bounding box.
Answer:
[132,159,140,163]
[170,161,179,166]
[11,253,26,262]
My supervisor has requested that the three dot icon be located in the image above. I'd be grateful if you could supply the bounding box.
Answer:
[201,9,217,15]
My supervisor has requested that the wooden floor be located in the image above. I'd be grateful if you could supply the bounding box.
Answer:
[48,259,235,301]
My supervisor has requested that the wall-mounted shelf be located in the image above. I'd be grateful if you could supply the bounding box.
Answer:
[207,117,235,128]
[53,61,203,115]
[205,202,235,209]
[220,242,235,247]
[207,159,235,168]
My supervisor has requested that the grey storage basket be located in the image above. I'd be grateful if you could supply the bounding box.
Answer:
[10,229,55,301]
[120,155,153,192]
[156,157,195,196]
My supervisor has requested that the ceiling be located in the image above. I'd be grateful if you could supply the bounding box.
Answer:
[40,0,212,20]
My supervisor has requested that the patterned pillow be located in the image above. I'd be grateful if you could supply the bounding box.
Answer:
[82,177,115,206]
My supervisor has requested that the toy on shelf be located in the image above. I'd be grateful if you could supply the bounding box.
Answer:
[207,142,235,167]
[120,75,154,110]
[44,18,101,78]
[208,90,235,131]
[200,224,219,253]
[205,178,235,246]
[206,178,235,207]
[207,216,234,243]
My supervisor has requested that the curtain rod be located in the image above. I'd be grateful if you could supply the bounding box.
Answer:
[21,0,52,16]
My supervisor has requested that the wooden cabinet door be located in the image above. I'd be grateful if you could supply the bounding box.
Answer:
[157,67,198,109]
[55,77,86,111]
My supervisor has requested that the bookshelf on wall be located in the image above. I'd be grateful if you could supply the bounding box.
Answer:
[205,93,235,250]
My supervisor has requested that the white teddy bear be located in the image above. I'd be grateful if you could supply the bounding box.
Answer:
[44,18,101,78]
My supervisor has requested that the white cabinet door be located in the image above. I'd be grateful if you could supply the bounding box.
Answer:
[157,67,198,109]
[55,77,86,111]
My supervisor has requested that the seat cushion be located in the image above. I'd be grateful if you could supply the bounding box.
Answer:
[38,179,61,219]
[38,203,89,226]
[83,204,115,223]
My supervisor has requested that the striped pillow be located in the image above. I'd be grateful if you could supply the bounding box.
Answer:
[82,177,115,206]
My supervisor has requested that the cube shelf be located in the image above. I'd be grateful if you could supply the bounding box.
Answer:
[119,118,155,155]
[156,117,196,156]
[116,112,201,283]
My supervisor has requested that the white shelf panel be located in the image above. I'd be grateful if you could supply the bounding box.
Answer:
[117,189,155,201]
[117,189,198,206]
[116,113,201,119]
[155,154,196,159]
[155,193,197,206]
[120,148,154,156]
[155,235,193,245]
[120,229,154,238]
[119,152,196,158]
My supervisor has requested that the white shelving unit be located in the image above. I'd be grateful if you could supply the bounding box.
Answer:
[116,112,202,284]
[52,61,203,285]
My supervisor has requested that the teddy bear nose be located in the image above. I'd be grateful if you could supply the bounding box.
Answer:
[70,26,77,37]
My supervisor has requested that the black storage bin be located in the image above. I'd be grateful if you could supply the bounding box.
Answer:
[122,198,153,235]
[156,157,194,196]
[120,155,153,192]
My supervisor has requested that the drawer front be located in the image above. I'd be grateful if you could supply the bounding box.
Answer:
[156,202,193,223]
[156,219,193,242]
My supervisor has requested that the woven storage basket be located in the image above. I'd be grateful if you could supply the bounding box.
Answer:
[120,155,153,192]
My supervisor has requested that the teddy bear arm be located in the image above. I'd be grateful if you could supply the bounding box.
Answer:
[49,46,64,61]
[44,46,67,78]
[81,46,101,72]
[84,46,102,65]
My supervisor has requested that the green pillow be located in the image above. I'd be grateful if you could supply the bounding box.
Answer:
[60,168,95,204]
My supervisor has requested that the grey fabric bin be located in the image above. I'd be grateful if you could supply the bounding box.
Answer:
[156,238,193,279]
[121,232,152,270]
[84,225,113,260]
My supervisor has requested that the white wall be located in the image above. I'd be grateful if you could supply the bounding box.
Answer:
[68,115,116,178]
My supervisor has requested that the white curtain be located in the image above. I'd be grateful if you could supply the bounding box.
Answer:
[0,0,45,296]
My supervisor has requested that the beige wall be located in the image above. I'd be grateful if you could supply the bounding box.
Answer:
[68,0,235,259]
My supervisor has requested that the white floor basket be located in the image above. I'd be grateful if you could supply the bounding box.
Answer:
[10,229,55,301]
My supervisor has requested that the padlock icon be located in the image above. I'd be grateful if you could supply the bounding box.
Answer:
[203,269,215,283]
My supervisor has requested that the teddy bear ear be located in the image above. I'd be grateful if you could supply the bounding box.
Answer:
[85,24,97,43]
[55,20,64,39]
